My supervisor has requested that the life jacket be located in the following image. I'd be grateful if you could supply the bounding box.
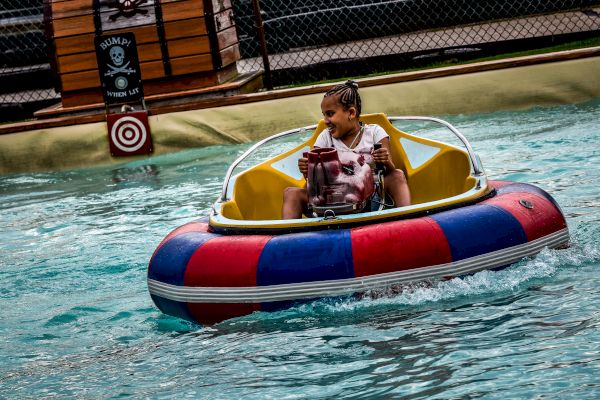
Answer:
[306,147,375,216]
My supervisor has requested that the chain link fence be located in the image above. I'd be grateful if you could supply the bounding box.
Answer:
[1,1,599,121]
[233,0,600,86]
[0,0,58,122]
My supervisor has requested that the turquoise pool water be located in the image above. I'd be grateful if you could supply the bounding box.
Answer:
[1,100,599,398]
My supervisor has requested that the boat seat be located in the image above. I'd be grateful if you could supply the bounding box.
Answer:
[220,113,475,221]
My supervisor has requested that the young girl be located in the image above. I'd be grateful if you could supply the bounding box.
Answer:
[282,80,411,219]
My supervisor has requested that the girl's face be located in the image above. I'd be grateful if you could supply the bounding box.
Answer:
[320,95,358,139]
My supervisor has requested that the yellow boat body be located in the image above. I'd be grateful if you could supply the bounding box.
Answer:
[210,113,491,233]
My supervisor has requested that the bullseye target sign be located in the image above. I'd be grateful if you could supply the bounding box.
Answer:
[107,111,153,156]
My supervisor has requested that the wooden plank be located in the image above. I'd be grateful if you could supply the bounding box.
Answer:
[167,36,211,58]
[54,34,95,57]
[170,54,214,75]
[57,52,98,74]
[217,25,238,50]
[61,90,104,108]
[51,14,95,37]
[162,0,204,22]
[164,17,208,40]
[219,43,240,68]
[140,60,171,80]
[51,0,94,19]
[61,69,100,92]
[138,42,164,62]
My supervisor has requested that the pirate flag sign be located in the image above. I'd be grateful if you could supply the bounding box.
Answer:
[95,32,144,105]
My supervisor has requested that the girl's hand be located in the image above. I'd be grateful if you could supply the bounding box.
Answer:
[298,157,308,178]
[372,147,389,165]
[372,139,396,172]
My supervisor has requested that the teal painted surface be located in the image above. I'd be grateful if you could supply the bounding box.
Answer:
[1,100,598,398]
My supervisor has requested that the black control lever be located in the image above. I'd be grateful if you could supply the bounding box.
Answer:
[373,142,385,173]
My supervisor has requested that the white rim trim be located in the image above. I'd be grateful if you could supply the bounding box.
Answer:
[148,228,569,304]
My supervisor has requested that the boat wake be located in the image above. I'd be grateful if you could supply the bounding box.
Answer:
[231,244,597,327]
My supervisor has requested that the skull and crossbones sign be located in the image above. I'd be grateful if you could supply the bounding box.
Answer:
[104,45,136,77]
[109,0,149,22]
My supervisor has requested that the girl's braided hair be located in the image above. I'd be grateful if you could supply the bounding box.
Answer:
[324,80,362,117]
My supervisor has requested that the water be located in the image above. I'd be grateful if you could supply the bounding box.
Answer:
[1,100,599,399]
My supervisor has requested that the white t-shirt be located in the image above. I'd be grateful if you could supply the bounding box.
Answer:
[314,123,388,166]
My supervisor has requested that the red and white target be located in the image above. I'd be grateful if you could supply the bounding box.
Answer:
[106,111,153,156]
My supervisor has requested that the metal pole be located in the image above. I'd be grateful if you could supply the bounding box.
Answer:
[251,0,273,90]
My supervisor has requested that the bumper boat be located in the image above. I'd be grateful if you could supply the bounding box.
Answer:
[148,114,569,324]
